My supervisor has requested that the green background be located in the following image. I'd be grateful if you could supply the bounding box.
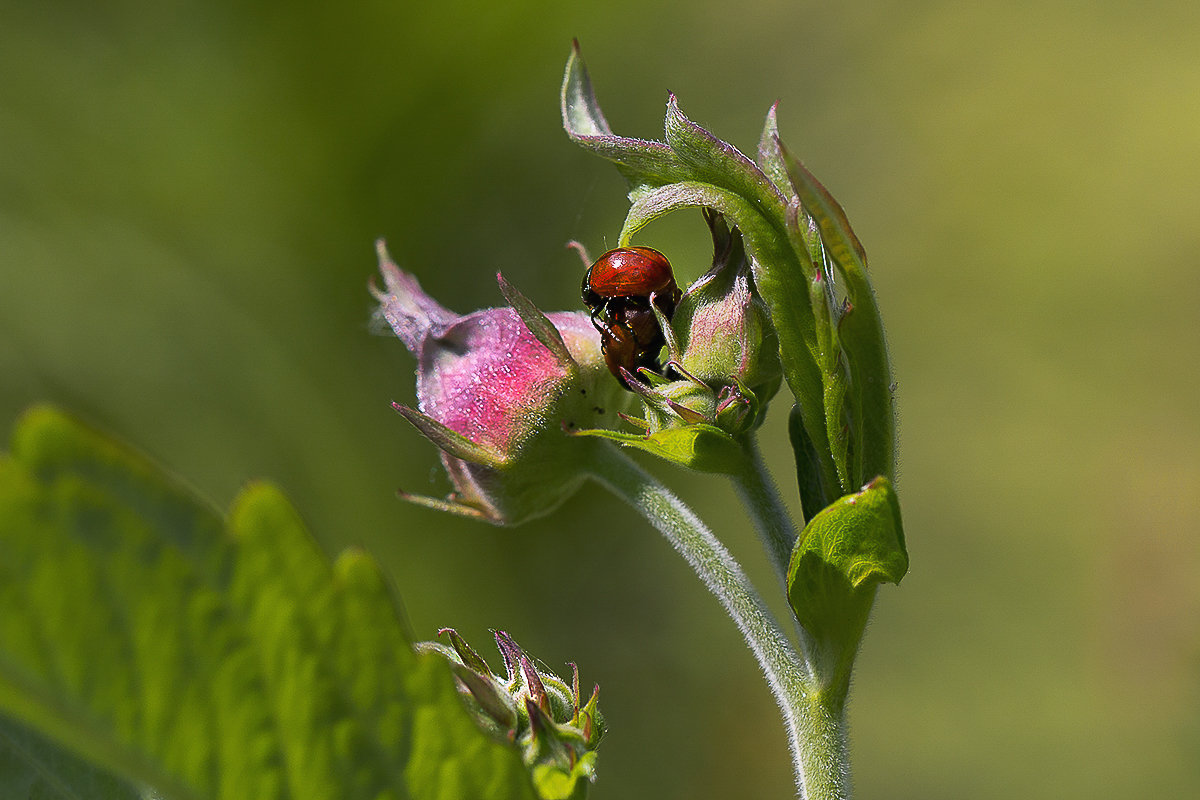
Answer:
[3,1,1197,797]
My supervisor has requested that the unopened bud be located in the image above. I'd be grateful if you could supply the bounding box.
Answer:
[372,241,632,525]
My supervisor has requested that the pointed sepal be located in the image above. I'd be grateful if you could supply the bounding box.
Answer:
[497,272,577,368]
[570,424,746,475]
[392,403,509,469]
[561,41,689,187]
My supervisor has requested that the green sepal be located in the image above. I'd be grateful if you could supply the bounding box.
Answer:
[561,41,689,188]
[496,273,577,369]
[392,403,509,468]
[415,638,519,735]
[395,489,495,522]
[439,627,493,676]
[569,425,746,475]
[786,477,907,702]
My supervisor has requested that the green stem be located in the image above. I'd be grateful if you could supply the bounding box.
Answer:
[589,443,850,799]
[730,435,800,586]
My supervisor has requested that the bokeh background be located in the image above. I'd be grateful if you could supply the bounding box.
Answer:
[3,0,1198,797]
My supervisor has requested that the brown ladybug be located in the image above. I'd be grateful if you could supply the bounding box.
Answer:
[581,247,682,388]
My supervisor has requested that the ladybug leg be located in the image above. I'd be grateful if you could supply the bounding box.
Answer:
[588,300,615,336]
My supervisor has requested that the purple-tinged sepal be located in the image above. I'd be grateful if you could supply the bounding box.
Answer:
[671,209,781,403]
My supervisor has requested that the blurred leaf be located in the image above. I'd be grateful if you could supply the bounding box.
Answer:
[0,715,142,800]
[0,406,538,800]
[786,477,906,702]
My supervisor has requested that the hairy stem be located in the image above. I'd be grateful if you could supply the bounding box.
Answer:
[588,443,850,799]
[730,435,801,586]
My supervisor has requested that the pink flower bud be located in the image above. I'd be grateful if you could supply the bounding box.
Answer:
[372,241,630,525]
[672,211,780,399]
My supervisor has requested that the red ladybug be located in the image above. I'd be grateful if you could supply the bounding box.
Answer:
[581,247,682,388]
[581,246,680,309]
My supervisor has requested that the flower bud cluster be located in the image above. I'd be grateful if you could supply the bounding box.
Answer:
[566,212,782,475]
[418,629,604,800]
[627,210,781,437]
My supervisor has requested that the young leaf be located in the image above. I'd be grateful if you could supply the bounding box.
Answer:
[779,141,897,484]
[755,104,792,199]
[619,178,843,503]
[786,477,906,703]
[662,95,786,221]
[0,406,539,800]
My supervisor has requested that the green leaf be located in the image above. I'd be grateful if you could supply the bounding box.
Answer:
[787,404,827,525]
[0,715,142,800]
[778,140,896,485]
[0,406,539,800]
[785,477,906,703]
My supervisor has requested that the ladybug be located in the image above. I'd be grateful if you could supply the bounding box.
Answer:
[581,247,682,388]
[581,246,680,310]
